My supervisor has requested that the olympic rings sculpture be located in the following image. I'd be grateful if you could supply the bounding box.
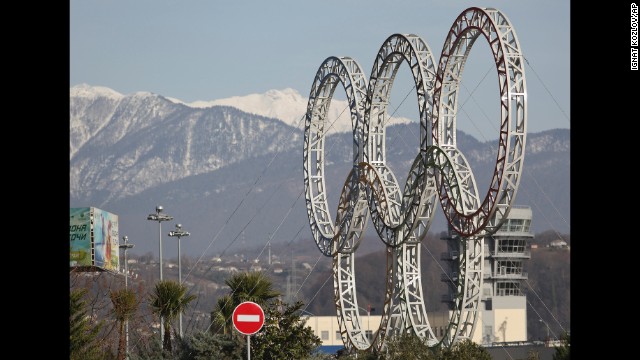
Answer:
[303,7,527,352]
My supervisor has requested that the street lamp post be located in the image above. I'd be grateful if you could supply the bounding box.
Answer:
[147,205,173,344]
[358,305,371,341]
[168,223,190,337]
[119,236,135,360]
[300,310,318,343]
[539,318,550,343]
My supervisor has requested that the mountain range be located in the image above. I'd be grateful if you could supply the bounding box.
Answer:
[70,84,570,259]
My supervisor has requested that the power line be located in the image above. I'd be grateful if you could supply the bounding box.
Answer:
[524,57,570,124]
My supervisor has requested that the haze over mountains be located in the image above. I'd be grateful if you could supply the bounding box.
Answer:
[70,84,570,259]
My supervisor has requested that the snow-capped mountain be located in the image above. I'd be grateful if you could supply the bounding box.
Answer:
[71,85,383,159]
[166,88,413,133]
[71,84,300,205]
[69,84,570,258]
[166,88,308,128]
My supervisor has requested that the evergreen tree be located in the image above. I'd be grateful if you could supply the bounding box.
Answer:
[384,332,438,360]
[440,339,492,360]
[70,288,106,360]
[527,349,541,360]
[553,332,570,360]
[248,300,322,360]
[176,331,243,360]
[210,272,321,359]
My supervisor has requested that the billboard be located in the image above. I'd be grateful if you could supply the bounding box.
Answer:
[70,207,92,266]
[70,207,119,271]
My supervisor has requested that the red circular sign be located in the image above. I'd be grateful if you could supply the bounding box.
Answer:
[232,301,265,335]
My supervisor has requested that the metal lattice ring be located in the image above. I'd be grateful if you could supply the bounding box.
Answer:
[304,34,440,351]
[303,6,527,352]
[432,7,528,237]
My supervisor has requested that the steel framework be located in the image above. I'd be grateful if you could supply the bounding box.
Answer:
[303,7,527,352]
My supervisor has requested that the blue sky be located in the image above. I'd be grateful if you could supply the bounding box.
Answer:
[70,0,570,138]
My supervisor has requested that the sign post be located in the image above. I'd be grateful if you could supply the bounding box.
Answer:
[233,301,265,360]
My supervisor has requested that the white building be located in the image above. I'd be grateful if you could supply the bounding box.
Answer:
[302,315,379,347]
[454,205,533,344]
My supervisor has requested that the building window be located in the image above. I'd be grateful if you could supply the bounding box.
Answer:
[498,220,510,232]
[321,331,329,340]
[497,239,526,253]
[511,219,523,232]
[495,281,522,296]
[496,260,523,276]
[366,330,373,341]
[336,331,341,340]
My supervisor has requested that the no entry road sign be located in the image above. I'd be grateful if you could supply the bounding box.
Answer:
[232,301,265,335]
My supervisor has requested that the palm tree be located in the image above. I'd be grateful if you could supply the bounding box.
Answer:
[110,288,138,360]
[210,272,280,337]
[210,294,235,335]
[149,280,197,352]
[225,271,280,306]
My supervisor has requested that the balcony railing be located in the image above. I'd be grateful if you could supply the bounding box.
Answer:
[490,271,529,280]
[440,251,459,261]
[441,294,457,303]
[441,272,458,282]
[490,250,531,258]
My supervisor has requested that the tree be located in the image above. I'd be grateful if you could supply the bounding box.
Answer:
[110,288,138,360]
[384,332,438,360]
[210,271,281,337]
[176,331,243,360]
[440,340,492,360]
[553,332,570,360]
[149,280,197,353]
[127,339,172,360]
[70,288,106,360]
[249,300,322,360]
[527,349,541,360]
[211,272,321,359]
[305,352,337,360]
[210,295,235,335]
[224,271,280,305]
[336,350,381,360]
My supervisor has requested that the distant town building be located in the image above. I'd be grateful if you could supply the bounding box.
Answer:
[206,282,220,290]
[549,239,568,249]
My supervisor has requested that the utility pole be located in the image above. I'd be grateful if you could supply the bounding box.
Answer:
[168,223,190,337]
[146,205,173,344]
[119,236,134,359]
